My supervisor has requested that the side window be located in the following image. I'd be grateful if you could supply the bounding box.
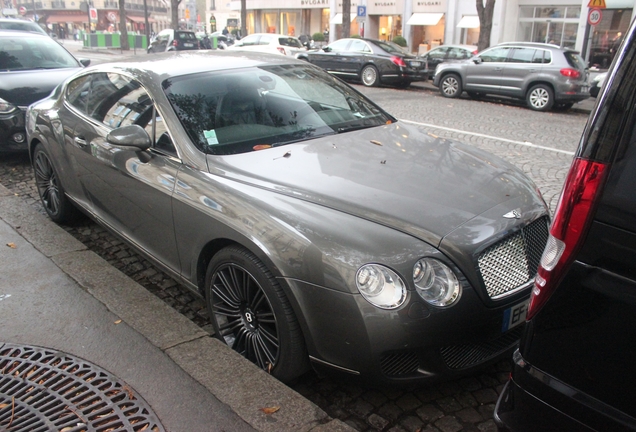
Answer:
[427,48,448,60]
[447,47,469,59]
[144,109,176,155]
[327,39,350,52]
[240,35,260,46]
[348,40,369,52]
[87,73,136,121]
[65,75,92,113]
[259,35,274,45]
[509,48,536,63]
[480,47,511,62]
[157,30,170,41]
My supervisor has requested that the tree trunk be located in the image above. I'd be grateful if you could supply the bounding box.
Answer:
[342,0,350,38]
[240,0,246,38]
[171,0,181,30]
[476,0,495,52]
[119,0,130,50]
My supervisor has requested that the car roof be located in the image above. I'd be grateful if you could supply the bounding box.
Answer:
[80,50,303,79]
[494,41,573,51]
[248,33,300,39]
[0,19,47,33]
[0,28,50,37]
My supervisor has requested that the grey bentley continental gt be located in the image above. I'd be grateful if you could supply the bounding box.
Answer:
[26,51,549,384]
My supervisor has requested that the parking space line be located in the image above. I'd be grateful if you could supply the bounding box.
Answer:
[399,119,576,156]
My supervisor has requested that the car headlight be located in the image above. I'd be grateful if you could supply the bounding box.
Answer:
[413,258,461,307]
[0,98,18,115]
[356,264,406,309]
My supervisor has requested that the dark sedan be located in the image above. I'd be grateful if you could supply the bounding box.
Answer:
[297,37,427,87]
[0,29,89,152]
[27,51,549,385]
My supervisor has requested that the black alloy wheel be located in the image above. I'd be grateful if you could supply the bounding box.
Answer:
[205,246,308,383]
[33,144,80,224]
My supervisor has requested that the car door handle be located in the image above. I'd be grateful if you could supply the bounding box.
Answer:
[74,136,87,147]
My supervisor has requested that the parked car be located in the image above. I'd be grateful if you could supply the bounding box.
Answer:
[589,71,607,97]
[297,34,316,49]
[147,29,199,53]
[420,44,477,79]
[0,18,47,35]
[433,42,590,111]
[0,30,89,152]
[494,18,636,431]
[227,33,304,56]
[297,37,427,88]
[26,51,549,385]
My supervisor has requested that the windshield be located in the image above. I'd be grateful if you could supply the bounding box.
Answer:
[163,64,395,155]
[0,35,79,71]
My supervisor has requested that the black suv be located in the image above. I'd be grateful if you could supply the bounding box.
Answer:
[147,29,199,53]
[494,17,636,432]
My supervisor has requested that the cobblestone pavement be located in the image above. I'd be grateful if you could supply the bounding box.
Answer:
[0,87,590,432]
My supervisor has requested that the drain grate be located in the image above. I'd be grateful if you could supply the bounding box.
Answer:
[0,343,165,432]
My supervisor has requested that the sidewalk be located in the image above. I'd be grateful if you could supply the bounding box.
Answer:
[0,183,351,432]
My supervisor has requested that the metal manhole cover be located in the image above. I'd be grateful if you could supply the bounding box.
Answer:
[0,343,165,432]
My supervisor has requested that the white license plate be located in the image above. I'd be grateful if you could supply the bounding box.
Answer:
[184,43,194,47]
[410,61,421,67]
[502,300,528,332]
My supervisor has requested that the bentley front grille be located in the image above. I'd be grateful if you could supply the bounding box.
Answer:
[478,217,549,299]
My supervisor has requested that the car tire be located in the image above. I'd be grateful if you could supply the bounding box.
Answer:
[439,74,462,98]
[361,65,379,87]
[395,81,411,89]
[33,143,81,224]
[553,102,574,111]
[466,91,482,99]
[205,245,308,383]
[526,84,554,111]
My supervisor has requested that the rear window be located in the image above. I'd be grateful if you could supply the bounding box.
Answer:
[564,51,586,70]
[177,32,196,40]
[278,37,302,48]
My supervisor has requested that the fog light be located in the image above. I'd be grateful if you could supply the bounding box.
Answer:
[12,133,25,143]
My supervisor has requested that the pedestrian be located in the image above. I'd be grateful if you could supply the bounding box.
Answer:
[222,26,228,36]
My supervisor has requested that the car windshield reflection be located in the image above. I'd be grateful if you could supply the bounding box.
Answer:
[0,35,78,71]
[163,64,394,155]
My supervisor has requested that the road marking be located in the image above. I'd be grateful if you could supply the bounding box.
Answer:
[399,119,576,156]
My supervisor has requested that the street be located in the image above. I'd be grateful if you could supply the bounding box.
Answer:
[0,44,591,432]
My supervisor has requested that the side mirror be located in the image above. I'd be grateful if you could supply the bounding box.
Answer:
[107,125,151,151]
[322,46,331,52]
[79,58,91,67]
[472,56,482,64]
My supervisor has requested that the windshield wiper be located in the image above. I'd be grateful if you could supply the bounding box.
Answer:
[337,123,378,133]
[271,131,336,147]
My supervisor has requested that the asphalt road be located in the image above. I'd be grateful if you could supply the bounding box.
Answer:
[1,44,592,432]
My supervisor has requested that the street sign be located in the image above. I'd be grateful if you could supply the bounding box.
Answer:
[357,6,366,17]
[18,6,26,15]
[588,8,602,26]
[587,0,606,8]
[89,7,98,22]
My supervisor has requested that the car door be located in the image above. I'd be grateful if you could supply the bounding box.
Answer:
[152,30,170,52]
[423,47,449,77]
[65,72,182,272]
[308,39,351,73]
[231,34,261,53]
[341,39,371,77]
[464,46,511,93]
[499,47,543,97]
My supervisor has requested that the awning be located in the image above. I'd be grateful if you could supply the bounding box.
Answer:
[127,16,146,23]
[45,14,88,23]
[330,13,356,25]
[407,13,443,26]
[457,15,480,29]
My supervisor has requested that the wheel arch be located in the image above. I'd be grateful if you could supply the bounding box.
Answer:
[524,80,555,98]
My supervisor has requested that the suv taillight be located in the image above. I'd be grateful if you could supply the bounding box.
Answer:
[560,68,581,79]
[277,47,286,55]
[391,56,406,67]
[528,158,608,320]
[172,39,178,47]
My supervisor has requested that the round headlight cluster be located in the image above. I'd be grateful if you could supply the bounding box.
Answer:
[356,264,406,309]
[413,258,461,307]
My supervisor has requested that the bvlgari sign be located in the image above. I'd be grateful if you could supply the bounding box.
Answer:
[367,0,403,14]
[300,0,329,5]
[413,0,446,13]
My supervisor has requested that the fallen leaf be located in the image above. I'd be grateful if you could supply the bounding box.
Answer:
[260,406,280,415]
[370,140,382,146]
[6,243,16,249]
[114,319,122,324]
[0,403,8,409]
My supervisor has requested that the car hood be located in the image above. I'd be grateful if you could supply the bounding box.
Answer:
[0,68,81,106]
[207,122,541,247]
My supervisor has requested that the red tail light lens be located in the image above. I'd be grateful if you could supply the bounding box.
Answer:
[527,158,608,320]
[277,47,286,55]
[560,68,581,79]
[172,39,178,47]
[472,50,478,55]
[391,56,407,67]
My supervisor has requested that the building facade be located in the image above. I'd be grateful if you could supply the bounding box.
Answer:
[206,0,635,66]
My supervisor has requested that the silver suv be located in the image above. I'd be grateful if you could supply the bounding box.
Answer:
[433,42,590,111]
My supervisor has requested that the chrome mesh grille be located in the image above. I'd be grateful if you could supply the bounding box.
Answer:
[478,217,549,299]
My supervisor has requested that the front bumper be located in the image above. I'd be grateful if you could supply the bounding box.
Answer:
[0,107,28,152]
[287,277,529,385]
